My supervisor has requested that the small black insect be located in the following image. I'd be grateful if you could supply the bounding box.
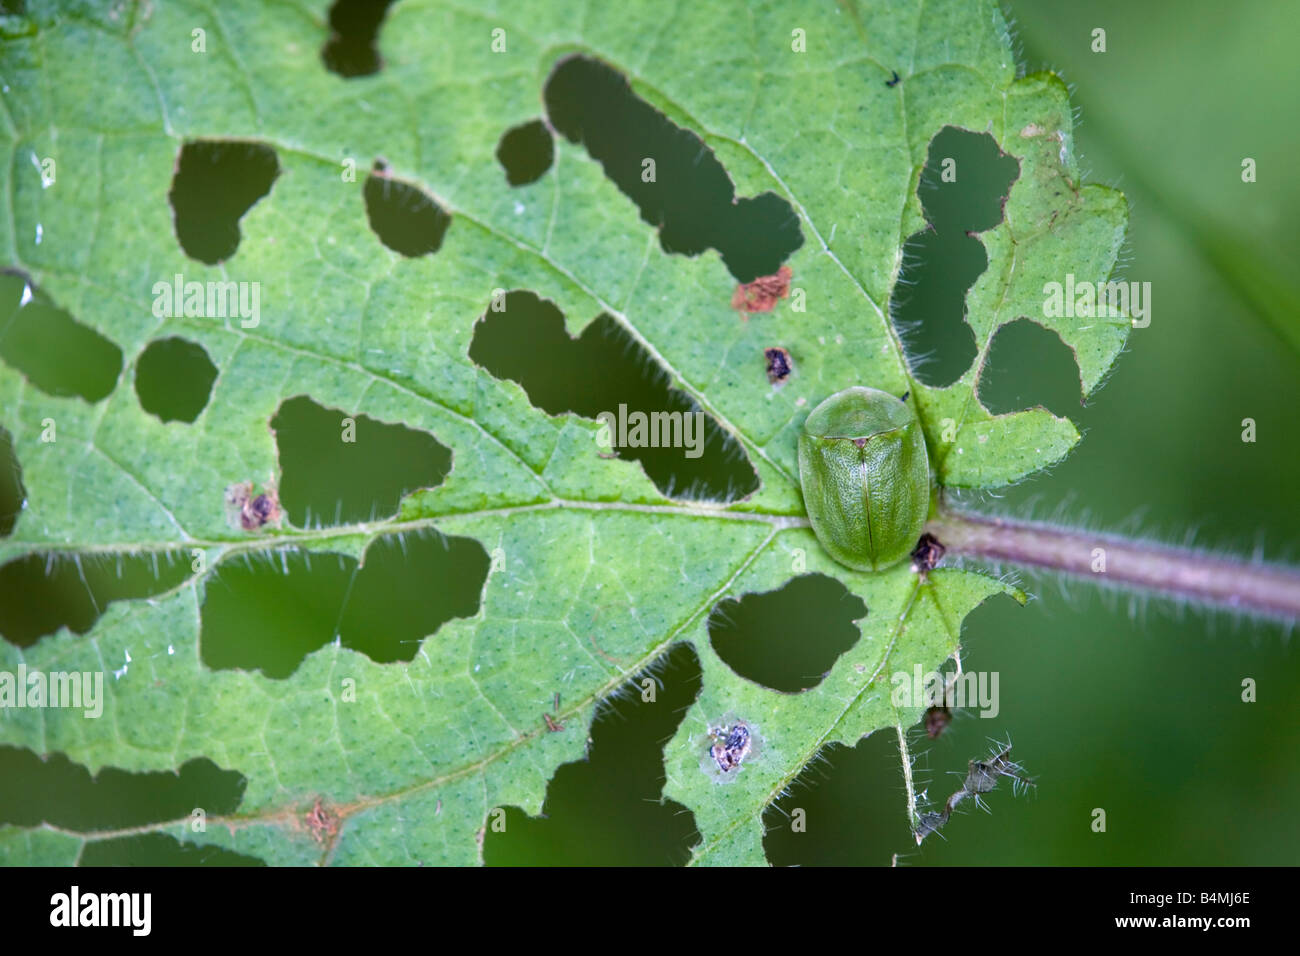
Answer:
[710,721,752,772]
[886,70,901,87]
[911,532,946,573]
[764,346,793,385]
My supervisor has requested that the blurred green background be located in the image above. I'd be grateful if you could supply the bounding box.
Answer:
[3,0,1298,866]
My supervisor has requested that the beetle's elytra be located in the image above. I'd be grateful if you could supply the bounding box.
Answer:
[797,386,931,572]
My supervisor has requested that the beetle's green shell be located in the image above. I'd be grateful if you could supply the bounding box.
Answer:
[798,386,930,572]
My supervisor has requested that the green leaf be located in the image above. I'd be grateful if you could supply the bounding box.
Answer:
[0,0,1124,865]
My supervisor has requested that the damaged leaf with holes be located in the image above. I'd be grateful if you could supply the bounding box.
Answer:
[0,0,1126,866]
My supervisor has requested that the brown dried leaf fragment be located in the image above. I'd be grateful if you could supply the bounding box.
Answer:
[731,265,792,313]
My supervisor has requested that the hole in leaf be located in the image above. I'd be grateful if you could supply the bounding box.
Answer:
[0,280,23,538]
[336,531,488,663]
[891,126,1020,388]
[81,833,266,866]
[169,141,280,265]
[763,732,907,865]
[496,118,554,186]
[321,0,397,78]
[709,574,865,692]
[201,550,353,678]
[271,395,452,527]
[891,228,982,387]
[0,283,121,402]
[468,290,759,501]
[977,318,1081,416]
[543,54,803,283]
[917,126,1020,234]
[0,270,22,316]
[0,551,193,648]
[134,336,219,423]
[200,530,488,677]
[484,643,701,866]
[0,426,24,537]
[0,747,244,832]
[363,162,452,257]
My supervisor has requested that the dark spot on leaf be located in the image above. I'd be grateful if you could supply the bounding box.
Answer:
[732,266,793,313]
[200,530,488,676]
[224,480,282,532]
[886,70,901,87]
[709,720,753,772]
[496,119,554,186]
[271,395,452,527]
[468,290,759,501]
[891,127,1019,387]
[169,141,280,265]
[134,336,219,423]
[0,551,192,648]
[0,747,244,832]
[0,425,24,537]
[249,494,276,525]
[0,280,121,402]
[483,643,701,866]
[977,317,1081,416]
[321,0,397,78]
[363,162,451,257]
[543,54,802,283]
[708,573,865,693]
[764,346,792,386]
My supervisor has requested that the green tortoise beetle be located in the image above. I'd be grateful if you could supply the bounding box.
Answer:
[797,386,931,572]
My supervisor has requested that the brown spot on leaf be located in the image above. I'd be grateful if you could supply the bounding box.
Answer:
[731,265,792,313]
[304,797,340,846]
[224,480,282,532]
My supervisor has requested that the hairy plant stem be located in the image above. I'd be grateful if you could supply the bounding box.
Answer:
[929,506,1300,621]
